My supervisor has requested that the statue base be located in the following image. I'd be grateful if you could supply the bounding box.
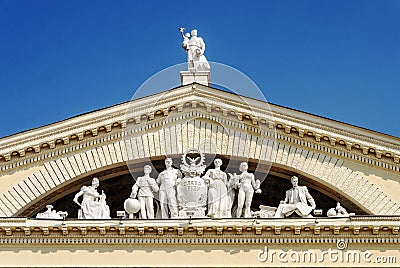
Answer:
[178,207,206,218]
[180,71,210,86]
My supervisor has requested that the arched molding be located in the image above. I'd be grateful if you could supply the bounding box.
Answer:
[1,118,398,217]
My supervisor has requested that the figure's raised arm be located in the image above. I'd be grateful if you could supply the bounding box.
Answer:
[179,27,186,39]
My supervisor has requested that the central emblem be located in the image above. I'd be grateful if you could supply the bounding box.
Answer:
[177,148,208,217]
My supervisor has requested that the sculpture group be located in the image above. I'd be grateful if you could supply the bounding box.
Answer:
[67,148,353,220]
[37,28,352,221]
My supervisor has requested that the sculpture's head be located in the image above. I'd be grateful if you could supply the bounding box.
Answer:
[144,165,152,174]
[185,33,190,38]
[92,177,99,188]
[291,176,299,187]
[165,158,173,168]
[214,158,222,168]
[191,29,198,37]
[239,162,248,172]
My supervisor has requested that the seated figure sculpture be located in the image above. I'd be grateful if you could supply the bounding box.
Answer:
[130,165,159,219]
[274,176,316,218]
[203,158,230,218]
[73,177,111,219]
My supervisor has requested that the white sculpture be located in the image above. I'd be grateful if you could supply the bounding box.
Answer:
[327,202,351,217]
[177,148,208,217]
[73,177,111,219]
[203,158,231,218]
[274,176,316,218]
[229,162,262,218]
[157,158,182,219]
[123,198,141,219]
[252,205,277,218]
[130,165,159,219]
[36,205,68,219]
[180,28,210,72]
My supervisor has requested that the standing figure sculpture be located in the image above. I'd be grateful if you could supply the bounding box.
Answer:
[274,176,316,218]
[230,162,262,218]
[130,165,159,219]
[203,158,231,218]
[73,177,111,219]
[179,28,210,72]
[157,158,182,219]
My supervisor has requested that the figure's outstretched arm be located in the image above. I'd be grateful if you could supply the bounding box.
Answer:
[305,187,316,209]
[251,174,262,193]
[130,182,139,198]
[150,178,159,192]
[73,190,83,207]
[156,173,162,185]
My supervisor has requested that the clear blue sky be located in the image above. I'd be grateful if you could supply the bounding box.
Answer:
[1,0,399,138]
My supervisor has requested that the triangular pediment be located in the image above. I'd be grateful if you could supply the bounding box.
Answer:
[0,83,399,218]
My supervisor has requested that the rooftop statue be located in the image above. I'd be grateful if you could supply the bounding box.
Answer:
[73,177,111,219]
[274,176,316,218]
[179,28,210,72]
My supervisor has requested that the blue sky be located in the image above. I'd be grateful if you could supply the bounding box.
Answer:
[0,0,399,138]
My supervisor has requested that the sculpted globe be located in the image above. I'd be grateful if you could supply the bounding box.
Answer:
[124,198,141,214]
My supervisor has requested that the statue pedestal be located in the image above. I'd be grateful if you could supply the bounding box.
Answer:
[180,71,210,86]
[176,176,208,218]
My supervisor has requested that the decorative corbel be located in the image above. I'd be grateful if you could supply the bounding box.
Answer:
[197,227,203,236]
[157,227,164,236]
[330,137,337,146]
[315,133,322,142]
[63,137,70,145]
[18,149,26,157]
[48,141,55,149]
[216,227,223,235]
[33,145,41,153]
[345,141,352,150]
[298,129,305,138]
[24,227,31,236]
[91,128,98,137]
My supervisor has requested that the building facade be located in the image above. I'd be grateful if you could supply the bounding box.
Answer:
[0,82,399,267]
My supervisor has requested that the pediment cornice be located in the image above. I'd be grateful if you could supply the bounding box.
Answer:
[0,83,398,172]
[0,216,399,242]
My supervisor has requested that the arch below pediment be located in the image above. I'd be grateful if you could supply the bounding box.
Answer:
[2,117,398,217]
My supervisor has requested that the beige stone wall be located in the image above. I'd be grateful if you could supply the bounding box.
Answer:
[0,217,399,267]
[0,242,399,267]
